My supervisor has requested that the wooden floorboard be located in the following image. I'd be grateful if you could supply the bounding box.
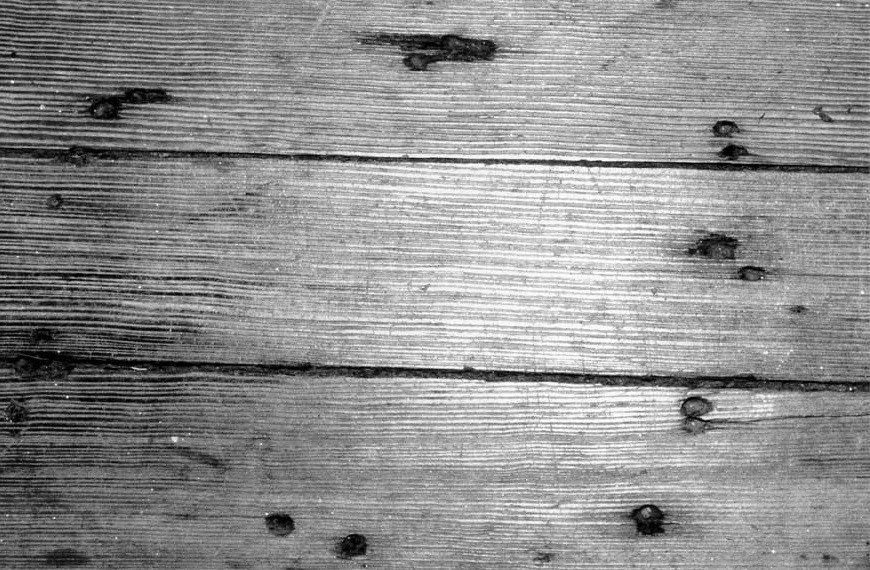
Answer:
[0,365,867,569]
[2,155,867,381]
[0,0,867,164]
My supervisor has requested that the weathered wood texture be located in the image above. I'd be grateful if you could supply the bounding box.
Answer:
[2,155,868,380]
[0,366,867,569]
[0,0,867,165]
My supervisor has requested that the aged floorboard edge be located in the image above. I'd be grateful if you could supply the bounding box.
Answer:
[0,367,867,569]
[0,0,868,165]
[5,357,870,393]
[5,147,870,173]
[1,155,868,381]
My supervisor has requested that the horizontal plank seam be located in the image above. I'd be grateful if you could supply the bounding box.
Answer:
[8,147,870,173]
[6,356,868,392]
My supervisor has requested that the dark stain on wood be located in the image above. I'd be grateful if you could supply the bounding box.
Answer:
[361,33,497,70]
[789,305,808,314]
[682,417,709,434]
[87,96,123,120]
[712,120,740,137]
[631,504,665,535]
[680,396,713,418]
[5,398,29,424]
[5,398,29,435]
[718,144,750,160]
[42,548,91,567]
[737,266,766,281]
[533,551,555,563]
[338,533,368,557]
[86,88,170,120]
[168,445,227,470]
[29,328,55,344]
[56,146,93,167]
[403,53,444,71]
[122,88,171,104]
[46,194,64,210]
[13,355,74,381]
[813,105,834,122]
[688,233,740,260]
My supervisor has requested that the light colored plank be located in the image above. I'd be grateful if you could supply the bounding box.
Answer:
[1,155,868,380]
[0,365,867,569]
[0,0,868,164]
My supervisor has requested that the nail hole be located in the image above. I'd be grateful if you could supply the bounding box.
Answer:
[631,504,665,535]
[712,120,740,137]
[680,396,713,418]
[264,512,295,537]
[688,233,739,260]
[338,534,368,557]
[46,194,64,210]
[737,266,766,281]
[682,417,709,435]
[9,51,16,58]
[88,97,123,120]
[717,143,749,160]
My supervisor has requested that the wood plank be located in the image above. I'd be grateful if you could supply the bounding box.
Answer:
[0,0,868,165]
[1,155,868,380]
[0,365,867,569]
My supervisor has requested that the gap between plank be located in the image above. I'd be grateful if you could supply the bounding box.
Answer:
[6,357,868,392]
[9,147,870,173]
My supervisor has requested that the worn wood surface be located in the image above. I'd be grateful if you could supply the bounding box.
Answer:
[0,365,867,569]
[0,0,867,164]
[2,154,867,380]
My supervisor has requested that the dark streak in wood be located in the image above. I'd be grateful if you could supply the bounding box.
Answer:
[168,445,227,470]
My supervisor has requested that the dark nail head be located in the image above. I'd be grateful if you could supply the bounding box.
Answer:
[712,120,740,137]
[264,512,295,536]
[718,143,749,160]
[339,533,368,557]
[88,97,122,120]
[688,233,739,260]
[631,504,665,535]
[737,266,766,281]
[680,396,713,418]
